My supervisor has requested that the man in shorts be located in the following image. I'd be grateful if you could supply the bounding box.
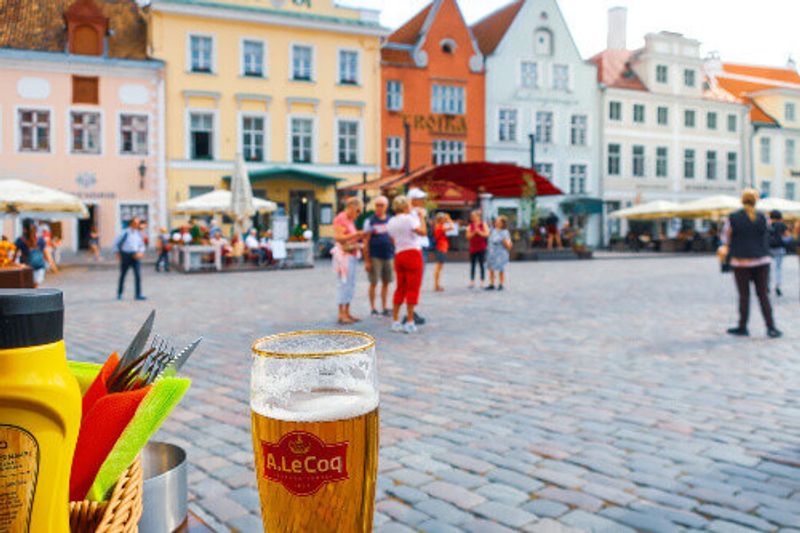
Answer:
[363,196,394,316]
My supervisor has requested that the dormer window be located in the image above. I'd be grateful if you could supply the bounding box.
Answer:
[65,0,108,57]
[534,28,553,56]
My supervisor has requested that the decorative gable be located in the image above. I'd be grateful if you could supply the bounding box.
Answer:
[65,0,108,56]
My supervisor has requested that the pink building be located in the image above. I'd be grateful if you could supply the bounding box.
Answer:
[0,0,165,251]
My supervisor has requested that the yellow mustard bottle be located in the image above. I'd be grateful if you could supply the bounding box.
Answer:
[0,289,81,533]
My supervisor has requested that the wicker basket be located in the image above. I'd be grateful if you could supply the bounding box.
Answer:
[69,457,143,533]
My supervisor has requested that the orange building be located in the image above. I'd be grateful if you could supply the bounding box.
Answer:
[380,0,485,177]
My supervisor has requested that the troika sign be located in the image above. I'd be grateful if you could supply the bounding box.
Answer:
[401,114,467,136]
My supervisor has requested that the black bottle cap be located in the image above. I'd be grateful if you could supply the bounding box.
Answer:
[0,289,64,349]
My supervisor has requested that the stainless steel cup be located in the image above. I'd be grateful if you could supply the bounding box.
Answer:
[138,441,188,533]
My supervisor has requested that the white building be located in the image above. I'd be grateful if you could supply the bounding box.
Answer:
[592,8,749,243]
[472,0,602,246]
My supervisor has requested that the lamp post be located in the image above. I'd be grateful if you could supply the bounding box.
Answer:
[138,160,147,190]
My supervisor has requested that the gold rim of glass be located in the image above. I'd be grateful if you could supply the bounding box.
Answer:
[251,330,376,359]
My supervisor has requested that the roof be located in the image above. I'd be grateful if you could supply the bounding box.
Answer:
[590,49,647,91]
[713,64,800,125]
[0,0,148,59]
[722,63,800,84]
[223,167,343,185]
[470,0,524,56]
[387,2,433,45]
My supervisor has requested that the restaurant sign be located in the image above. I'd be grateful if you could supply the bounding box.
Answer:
[401,114,467,136]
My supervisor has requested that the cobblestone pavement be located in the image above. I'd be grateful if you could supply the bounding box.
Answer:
[52,255,800,532]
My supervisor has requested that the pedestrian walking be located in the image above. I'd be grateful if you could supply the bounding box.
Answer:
[467,209,489,289]
[486,215,513,291]
[767,210,789,296]
[387,195,426,334]
[87,226,102,261]
[432,212,454,292]
[407,187,429,325]
[722,190,781,338]
[114,217,147,301]
[545,212,563,249]
[14,223,50,287]
[363,196,394,317]
[155,226,171,272]
[332,197,365,324]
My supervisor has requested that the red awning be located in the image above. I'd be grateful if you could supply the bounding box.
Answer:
[345,162,562,197]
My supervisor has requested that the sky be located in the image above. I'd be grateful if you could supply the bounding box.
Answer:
[347,0,800,67]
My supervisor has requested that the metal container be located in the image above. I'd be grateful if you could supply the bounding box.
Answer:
[138,441,188,533]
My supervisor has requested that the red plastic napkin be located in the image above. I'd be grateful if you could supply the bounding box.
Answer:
[69,354,151,501]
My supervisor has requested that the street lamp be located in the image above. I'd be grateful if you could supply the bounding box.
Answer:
[138,160,146,190]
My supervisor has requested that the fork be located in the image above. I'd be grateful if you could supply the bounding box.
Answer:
[106,335,200,393]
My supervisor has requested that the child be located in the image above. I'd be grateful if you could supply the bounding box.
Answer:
[433,212,454,291]
[486,215,513,290]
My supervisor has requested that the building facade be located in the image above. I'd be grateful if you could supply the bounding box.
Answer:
[472,0,601,245]
[147,0,385,238]
[593,9,749,243]
[0,0,165,250]
[709,61,800,200]
[380,0,484,179]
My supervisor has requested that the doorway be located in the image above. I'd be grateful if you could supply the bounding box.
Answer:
[78,204,97,250]
[289,190,316,237]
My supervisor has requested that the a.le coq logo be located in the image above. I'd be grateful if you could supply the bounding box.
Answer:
[261,431,348,496]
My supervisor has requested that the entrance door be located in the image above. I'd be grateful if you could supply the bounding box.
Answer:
[78,204,97,250]
[289,190,316,237]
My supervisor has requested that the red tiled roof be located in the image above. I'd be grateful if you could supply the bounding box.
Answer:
[589,49,647,91]
[722,63,800,84]
[715,76,786,125]
[381,47,415,66]
[0,0,147,59]
[470,0,524,56]
[387,2,433,45]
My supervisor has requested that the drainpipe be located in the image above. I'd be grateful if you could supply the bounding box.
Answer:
[157,70,167,229]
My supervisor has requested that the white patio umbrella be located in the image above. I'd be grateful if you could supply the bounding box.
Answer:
[0,179,88,217]
[756,197,800,217]
[672,195,741,220]
[173,190,276,217]
[608,200,681,220]
[230,153,255,234]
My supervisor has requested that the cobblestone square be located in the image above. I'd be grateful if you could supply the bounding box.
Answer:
[53,255,800,532]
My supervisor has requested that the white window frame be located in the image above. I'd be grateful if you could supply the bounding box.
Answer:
[520,61,538,88]
[337,48,360,86]
[568,163,588,195]
[67,107,103,156]
[760,137,771,164]
[432,139,465,165]
[609,101,622,121]
[187,33,216,74]
[632,104,645,124]
[535,110,554,144]
[290,43,315,82]
[727,151,738,181]
[286,114,317,164]
[240,37,267,78]
[684,148,696,179]
[431,84,466,115]
[607,143,621,176]
[117,111,151,156]
[335,117,362,166]
[707,111,718,130]
[706,150,718,180]
[786,181,796,200]
[184,108,219,161]
[570,114,587,146]
[386,80,403,111]
[657,106,668,126]
[655,146,668,177]
[535,161,555,181]
[761,179,771,197]
[238,111,269,163]
[656,64,668,84]
[386,136,403,170]
[786,102,796,122]
[786,139,796,167]
[684,68,696,87]
[498,108,518,143]
[14,105,54,154]
[632,145,645,177]
[552,64,570,91]
[684,109,696,128]
[727,114,737,132]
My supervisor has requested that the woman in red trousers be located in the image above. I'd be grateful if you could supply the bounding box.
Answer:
[387,195,427,334]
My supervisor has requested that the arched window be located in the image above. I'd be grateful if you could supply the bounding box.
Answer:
[72,25,101,55]
[534,28,553,56]
[440,38,457,55]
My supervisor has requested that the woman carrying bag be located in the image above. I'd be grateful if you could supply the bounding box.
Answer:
[486,215,513,291]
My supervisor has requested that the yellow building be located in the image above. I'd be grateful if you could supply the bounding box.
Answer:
[147,0,385,237]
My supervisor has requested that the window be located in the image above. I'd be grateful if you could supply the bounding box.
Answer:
[337,120,358,165]
[632,145,645,177]
[189,185,214,199]
[707,112,717,130]
[71,25,100,55]
[386,80,403,111]
[120,204,149,229]
[498,109,518,142]
[552,64,569,90]
[656,65,668,83]
[760,137,771,164]
[190,35,213,73]
[432,140,464,165]
[521,61,538,88]
[431,85,465,114]
[727,152,737,181]
[535,163,553,180]
[786,182,796,200]
[786,139,796,166]
[120,114,148,155]
[609,101,621,121]
[535,111,553,144]
[569,164,587,194]
[386,136,403,169]
[189,112,213,160]
[633,104,645,124]
[786,102,796,121]
[656,147,668,177]
[338,50,358,85]
[71,111,101,154]
[291,117,313,163]
[684,109,695,128]
[291,45,313,81]
[727,114,737,132]
[570,115,587,146]
[18,109,50,152]
[72,76,99,104]
[534,28,553,55]
[762,180,771,197]
[607,144,621,176]
[242,115,265,162]
[684,149,695,179]
[657,106,668,125]
[242,40,264,77]
[320,204,334,225]
[684,69,695,87]
[706,150,717,180]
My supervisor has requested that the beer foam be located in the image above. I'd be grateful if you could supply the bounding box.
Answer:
[251,386,379,422]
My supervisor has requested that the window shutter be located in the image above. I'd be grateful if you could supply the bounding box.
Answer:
[73,76,99,104]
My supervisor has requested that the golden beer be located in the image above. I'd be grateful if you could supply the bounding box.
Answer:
[251,332,379,533]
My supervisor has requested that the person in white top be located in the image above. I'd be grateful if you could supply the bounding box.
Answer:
[406,187,429,326]
[387,195,427,334]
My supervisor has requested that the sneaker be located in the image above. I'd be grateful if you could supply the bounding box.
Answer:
[371,309,380,316]
[135,295,147,301]
[413,312,426,325]
[403,322,418,334]
[767,327,783,338]
[485,285,496,291]
[381,309,391,317]
[390,321,405,333]
[726,327,749,336]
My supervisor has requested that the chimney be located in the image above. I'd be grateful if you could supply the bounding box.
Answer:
[607,7,627,50]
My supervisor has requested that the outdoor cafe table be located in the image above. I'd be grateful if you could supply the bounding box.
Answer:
[171,245,222,272]
[284,241,314,267]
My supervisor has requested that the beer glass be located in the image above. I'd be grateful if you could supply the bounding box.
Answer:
[250,331,379,532]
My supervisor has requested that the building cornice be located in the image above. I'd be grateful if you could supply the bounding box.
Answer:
[0,49,162,78]
[168,159,378,174]
[602,86,747,109]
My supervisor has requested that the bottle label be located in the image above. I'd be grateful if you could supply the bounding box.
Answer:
[0,425,39,533]
[260,431,348,496]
